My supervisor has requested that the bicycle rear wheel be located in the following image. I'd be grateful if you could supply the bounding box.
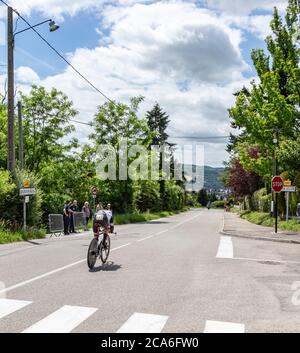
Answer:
[87,238,99,269]
[100,235,110,264]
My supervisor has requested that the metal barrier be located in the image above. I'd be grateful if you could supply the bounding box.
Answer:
[48,214,64,236]
[74,212,85,231]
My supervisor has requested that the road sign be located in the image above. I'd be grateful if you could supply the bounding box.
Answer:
[20,188,36,196]
[23,179,30,188]
[272,176,284,193]
[282,186,296,192]
[284,180,292,187]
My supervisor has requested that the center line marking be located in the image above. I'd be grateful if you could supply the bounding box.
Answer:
[138,236,153,242]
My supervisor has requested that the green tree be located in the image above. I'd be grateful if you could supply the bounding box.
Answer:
[228,0,300,178]
[146,103,173,208]
[21,85,78,174]
[198,189,208,206]
[90,97,151,212]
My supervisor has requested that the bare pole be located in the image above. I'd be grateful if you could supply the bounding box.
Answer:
[18,100,24,169]
[7,6,15,173]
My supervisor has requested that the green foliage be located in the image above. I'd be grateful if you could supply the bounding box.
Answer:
[198,189,208,206]
[211,200,225,208]
[164,181,185,211]
[114,210,182,225]
[133,180,161,212]
[146,103,170,145]
[240,211,300,232]
[228,0,300,180]
[21,85,78,174]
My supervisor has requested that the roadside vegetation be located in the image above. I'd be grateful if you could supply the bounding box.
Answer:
[232,210,300,233]
[221,0,300,228]
[0,90,201,243]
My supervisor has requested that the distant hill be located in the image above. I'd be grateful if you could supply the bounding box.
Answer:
[203,166,225,191]
[180,164,225,191]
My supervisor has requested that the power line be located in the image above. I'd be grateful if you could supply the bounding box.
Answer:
[0,0,114,104]
[69,119,230,140]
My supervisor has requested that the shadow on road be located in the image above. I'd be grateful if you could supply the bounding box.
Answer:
[89,261,122,273]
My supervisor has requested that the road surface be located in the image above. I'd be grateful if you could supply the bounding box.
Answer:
[1,209,300,333]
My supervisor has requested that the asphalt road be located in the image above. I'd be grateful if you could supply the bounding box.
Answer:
[1,208,300,333]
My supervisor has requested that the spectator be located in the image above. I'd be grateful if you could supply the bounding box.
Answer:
[63,200,70,235]
[82,201,91,231]
[69,200,78,233]
[106,203,114,233]
[96,203,104,212]
[297,202,300,219]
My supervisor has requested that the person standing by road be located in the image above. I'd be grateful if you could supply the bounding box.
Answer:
[69,200,78,233]
[63,201,70,235]
[82,201,91,231]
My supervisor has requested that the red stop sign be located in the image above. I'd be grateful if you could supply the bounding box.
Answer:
[272,176,283,193]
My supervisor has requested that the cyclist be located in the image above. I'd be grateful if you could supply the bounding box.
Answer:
[93,203,113,248]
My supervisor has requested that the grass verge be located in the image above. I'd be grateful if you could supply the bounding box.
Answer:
[0,228,46,245]
[114,208,191,225]
[238,210,300,232]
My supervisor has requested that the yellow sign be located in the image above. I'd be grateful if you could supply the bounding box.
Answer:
[23,179,30,188]
[284,180,292,187]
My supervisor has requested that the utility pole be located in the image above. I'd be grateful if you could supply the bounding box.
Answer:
[7,6,15,173]
[18,100,24,169]
[273,129,279,234]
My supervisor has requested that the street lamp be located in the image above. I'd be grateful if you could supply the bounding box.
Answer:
[7,6,59,173]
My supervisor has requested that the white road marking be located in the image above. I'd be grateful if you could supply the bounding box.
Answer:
[138,236,153,242]
[216,236,233,259]
[204,320,245,333]
[0,298,31,319]
[0,211,201,295]
[22,305,97,333]
[151,212,202,238]
[233,257,300,265]
[117,312,168,333]
[111,243,131,251]
[0,243,131,295]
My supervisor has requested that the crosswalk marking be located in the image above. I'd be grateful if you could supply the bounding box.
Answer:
[216,236,233,259]
[117,312,169,333]
[204,320,245,333]
[22,305,98,333]
[0,298,32,319]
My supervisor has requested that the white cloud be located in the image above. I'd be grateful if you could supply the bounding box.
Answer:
[15,66,40,83]
[205,0,288,16]
[3,0,283,166]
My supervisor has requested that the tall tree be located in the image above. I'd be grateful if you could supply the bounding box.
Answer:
[21,85,78,173]
[146,103,172,208]
[146,103,170,146]
[228,0,300,179]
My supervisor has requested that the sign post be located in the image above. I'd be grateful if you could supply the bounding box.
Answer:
[271,176,284,234]
[282,184,296,221]
[20,180,36,232]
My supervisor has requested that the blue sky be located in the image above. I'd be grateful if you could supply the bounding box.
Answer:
[0,0,289,166]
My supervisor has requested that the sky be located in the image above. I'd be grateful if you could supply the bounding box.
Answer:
[0,0,289,167]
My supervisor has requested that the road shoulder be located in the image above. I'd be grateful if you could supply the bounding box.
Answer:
[221,212,300,244]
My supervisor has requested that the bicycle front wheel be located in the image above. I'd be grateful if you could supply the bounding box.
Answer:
[87,238,99,269]
[100,236,110,264]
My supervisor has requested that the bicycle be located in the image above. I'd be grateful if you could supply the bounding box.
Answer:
[87,226,112,269]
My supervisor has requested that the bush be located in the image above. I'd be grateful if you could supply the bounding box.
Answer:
[211,200,225,208]
[133,180,161,212]
[164,181,185,211]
